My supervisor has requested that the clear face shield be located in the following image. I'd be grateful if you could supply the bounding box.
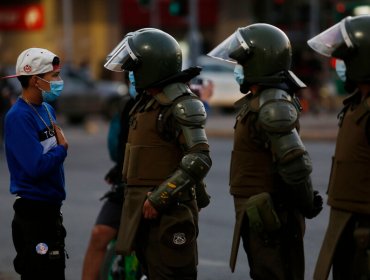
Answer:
[104,35,139,72]
[207,29,250,63]
[307,17,354,57]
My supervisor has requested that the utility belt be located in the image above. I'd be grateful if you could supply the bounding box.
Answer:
[245,192,281,234]
[230,192,282,272]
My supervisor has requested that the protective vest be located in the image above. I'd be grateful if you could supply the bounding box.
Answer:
[122,98,182,186]
[229,93,274,197]
[327,95,370,214]
[229,89,301,197]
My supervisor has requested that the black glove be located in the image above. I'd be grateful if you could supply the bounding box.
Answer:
[104,165,121,185]
[195,181,211,209]
[100,183,125,204]
[304,190,323,219]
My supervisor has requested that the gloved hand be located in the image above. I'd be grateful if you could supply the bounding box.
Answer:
[104,164,121,185]
[195,181,211,209]
[304,190,323,219]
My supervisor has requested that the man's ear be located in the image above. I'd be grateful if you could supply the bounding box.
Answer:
[30,75,39,87]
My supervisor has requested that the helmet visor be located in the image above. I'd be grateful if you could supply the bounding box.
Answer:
[207,29,249,63]
[104,37,138,72]
[307,17,353,57]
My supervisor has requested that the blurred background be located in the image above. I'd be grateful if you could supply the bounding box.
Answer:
[1,0,370,122]
[1,1,369,279]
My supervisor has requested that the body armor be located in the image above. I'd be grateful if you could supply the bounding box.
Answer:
[230,88,311,198]
[328,93,370,214]
[123,83,211,210]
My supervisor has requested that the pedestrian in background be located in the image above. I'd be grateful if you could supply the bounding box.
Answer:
[0,68,14,149]
[104,28,212,279]
[208,23,323,279]
[82,71,141,280]
[189,77,214,113]
[308,15,370,280]
[3,48,68,280]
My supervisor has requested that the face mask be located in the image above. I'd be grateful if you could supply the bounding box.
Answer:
[335,59,346,82]
[128,71,137,98]
[38,77,64,103]
[234,64,244,85]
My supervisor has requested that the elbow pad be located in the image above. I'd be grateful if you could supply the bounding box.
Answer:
[149,153,212,211]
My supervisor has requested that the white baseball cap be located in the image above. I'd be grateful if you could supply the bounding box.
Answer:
[2,47,61,79]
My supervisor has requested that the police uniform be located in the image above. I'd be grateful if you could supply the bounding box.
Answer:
[208,23,323,280]
[314,92,370,280]
[104,28,211,280]
[229,88,309,280]
[117,85,210,279]
[308,15,370,280]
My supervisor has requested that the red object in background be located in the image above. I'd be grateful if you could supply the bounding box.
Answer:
[330,57,337,69]
[336,2,346,14]
[121,0,218,28]
[0,4,44,31]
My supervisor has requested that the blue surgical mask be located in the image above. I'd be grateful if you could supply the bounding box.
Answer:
[234,64,244,85]
[38,77,64,103]
[128,71,137,98]
[335,59,346,82]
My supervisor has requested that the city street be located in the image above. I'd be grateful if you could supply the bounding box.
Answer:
[0,115,335,280]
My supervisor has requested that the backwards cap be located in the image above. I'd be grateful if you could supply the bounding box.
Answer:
[3,48,60,79]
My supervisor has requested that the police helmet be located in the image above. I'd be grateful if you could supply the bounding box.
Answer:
[105,28,182,90]
[308,15,370,83]
[208,23,292,81]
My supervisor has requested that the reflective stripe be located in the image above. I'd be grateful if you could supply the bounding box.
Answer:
[340,19,354,48]
[236,29,249,51]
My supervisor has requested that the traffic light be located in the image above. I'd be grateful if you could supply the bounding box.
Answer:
[169,0,188,16]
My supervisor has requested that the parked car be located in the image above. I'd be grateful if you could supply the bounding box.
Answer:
[57,68,129,124]
[196,55,243,110]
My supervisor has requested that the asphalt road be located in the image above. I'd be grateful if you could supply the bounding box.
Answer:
[0,117,335,280]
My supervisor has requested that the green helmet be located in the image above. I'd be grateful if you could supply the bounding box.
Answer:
[308,15,370,83]
[208,23,292,81]
[104,28,182,89]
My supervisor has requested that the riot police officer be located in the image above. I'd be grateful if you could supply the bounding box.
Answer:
[208,23,323,279]
[308,15,370,280]
[104,28,211,280]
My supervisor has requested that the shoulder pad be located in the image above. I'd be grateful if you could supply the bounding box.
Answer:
[154,83,193,105]
[258,88,298,133]
[173,97,207,126]
[259,88,292,106]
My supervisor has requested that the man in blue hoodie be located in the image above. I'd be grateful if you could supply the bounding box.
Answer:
[3,48,68,280]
